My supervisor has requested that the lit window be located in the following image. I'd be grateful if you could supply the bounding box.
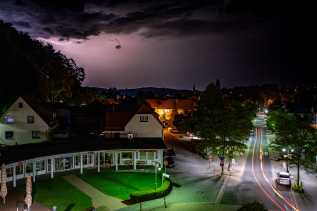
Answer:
[5,131,14,140]
[140,115,149,122]
[32,131,41,139]
[4,116,15,124]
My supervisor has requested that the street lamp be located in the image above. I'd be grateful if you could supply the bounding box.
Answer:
[282,147,293,172]
[153,161,162,191]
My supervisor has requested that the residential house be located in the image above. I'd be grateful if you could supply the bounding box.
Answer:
[0,99,166,187]
[0,97,56,145]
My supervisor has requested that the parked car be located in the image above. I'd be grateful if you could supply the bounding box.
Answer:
[164,156,175,168]
[276,171,291,186]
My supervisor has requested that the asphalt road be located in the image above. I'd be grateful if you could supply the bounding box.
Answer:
[249,115,298,211]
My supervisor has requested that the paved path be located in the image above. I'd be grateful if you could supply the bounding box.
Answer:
[63,175,126,211]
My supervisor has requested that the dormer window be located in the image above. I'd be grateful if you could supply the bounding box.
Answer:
[18,102,23,108]
[27,115,35,124]
[140,115,149,122]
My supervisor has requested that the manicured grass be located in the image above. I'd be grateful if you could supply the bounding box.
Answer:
[79,171,159,200]
[32,177,92,211]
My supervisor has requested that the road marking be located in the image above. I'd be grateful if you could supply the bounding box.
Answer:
[215,176,229,204]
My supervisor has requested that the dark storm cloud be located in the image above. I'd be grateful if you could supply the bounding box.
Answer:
[0,0,269,39]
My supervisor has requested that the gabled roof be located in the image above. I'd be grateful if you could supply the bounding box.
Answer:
[104,100,161,131]
[22,96,56,126]
[1,96,57,126]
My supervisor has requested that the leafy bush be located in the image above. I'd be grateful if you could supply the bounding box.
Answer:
[130,179,172,202]
[237,201,267,211]
[292,182,304,193]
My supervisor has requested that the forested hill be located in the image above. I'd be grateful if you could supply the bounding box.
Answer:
[0,20,85,110]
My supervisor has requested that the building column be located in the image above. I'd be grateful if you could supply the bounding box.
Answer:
[115,152,118,171]
[158,150,164,166]
[133,151,137,170]
[72,155,75,169]
[80,153,83,174]
[50,158,54,179]
[13,164,16,188]
[23,161,26,178]
[97,152,100,173]
[32,161,36,182]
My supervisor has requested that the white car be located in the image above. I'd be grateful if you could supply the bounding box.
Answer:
[276,172,291,186]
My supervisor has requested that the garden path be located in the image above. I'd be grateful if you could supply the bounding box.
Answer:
[63,175,126,211]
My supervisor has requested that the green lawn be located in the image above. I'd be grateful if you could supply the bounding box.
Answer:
[79,171,159,200]
[32,177,92,211]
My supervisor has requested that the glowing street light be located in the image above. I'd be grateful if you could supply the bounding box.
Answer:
[282,147,293,172]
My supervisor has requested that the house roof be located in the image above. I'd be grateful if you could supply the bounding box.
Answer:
[22,96,56,126]
[104,100,160,131]
[0,136,166,165]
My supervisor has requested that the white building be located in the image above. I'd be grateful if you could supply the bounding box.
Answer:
[0,97,55,145]
[0,100,166,187]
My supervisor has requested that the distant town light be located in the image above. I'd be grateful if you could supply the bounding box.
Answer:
[282,148,286,152]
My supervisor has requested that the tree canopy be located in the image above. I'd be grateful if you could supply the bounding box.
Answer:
[0,20,85,107]
[190,83,256,173]
[267,109,317,186]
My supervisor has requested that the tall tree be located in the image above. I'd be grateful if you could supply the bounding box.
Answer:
[0,20,85,104]
[267,109,317,186]
[191,83,255,174]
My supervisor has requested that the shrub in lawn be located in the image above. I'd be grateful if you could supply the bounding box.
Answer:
[130,179,172,202]
[237,201,267,211]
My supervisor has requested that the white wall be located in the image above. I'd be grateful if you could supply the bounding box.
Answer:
[0,97,49,145]
[125,114,163,138]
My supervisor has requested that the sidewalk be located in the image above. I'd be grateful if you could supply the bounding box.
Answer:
[63,175,126,211]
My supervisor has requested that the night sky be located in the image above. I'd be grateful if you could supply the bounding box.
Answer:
[0,0,314,89]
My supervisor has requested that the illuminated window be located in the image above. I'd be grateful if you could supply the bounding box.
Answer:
[140,115,149,122]
[4,116,15,124]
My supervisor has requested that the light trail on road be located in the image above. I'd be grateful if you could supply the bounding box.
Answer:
[254,126,299,211]
[252,128,285,211]
[258,129,299,211]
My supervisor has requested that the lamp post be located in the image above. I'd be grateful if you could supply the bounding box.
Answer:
[282,147,294,172]
[153,161,161,191]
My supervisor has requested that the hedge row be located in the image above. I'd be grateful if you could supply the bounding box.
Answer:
[130,179,172,202]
